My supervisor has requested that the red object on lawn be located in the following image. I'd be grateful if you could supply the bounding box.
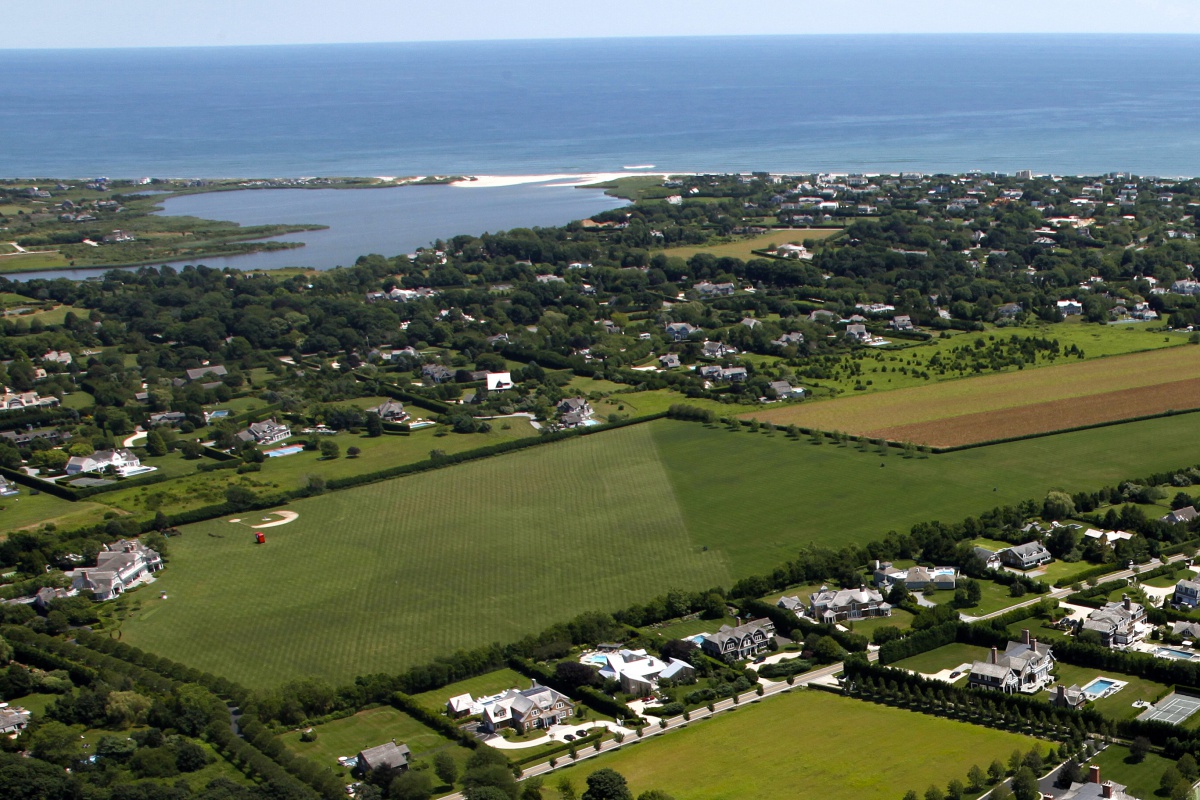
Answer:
[255,531,265,544]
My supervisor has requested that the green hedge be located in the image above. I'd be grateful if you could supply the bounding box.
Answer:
[878,621,957,665]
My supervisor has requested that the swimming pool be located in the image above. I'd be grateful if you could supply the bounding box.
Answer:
[207,410,229,418]
[1084,679,1115,694]
[1156,647,1199,661]
[265,444,305,457]
[582,654,608,666]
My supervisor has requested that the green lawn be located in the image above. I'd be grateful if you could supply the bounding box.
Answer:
[119,424,729,688]
[0,488,113,534]
[279,705,468,788]
[410,668,527,713]
[892,643,992,674]
[545,690,1044,800]
[99,421,538,517]
[1088,744,1181,800]
[641,615,738,642]
[120,411,1200,689]
[650,413,1200,575]
[1041,662,1169,721]
[845,608,915,636]
[1033,561,1103,586]
[9,692,61,717]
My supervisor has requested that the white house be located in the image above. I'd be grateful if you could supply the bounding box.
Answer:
[479,682,575,734]
[587,649,695,696]
[65,449,153,478]
[486,372,515,391]
[0,388,58,412]
[66,539,164,601]
[967,632,1055,694]
[1056,299,1083,316]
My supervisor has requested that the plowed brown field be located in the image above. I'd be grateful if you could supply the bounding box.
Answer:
[746,345,1200,445]
[869,377,1200,446]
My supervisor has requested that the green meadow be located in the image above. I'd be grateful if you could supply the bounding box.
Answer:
[120,412,1200,688]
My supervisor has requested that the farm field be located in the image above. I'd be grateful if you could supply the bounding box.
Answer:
[748,345,1200,445]
[279,705,467,787]
[546,690,1045,800]
[119,423,728,688]
[121,412,1200,688]
[659,228,843,261]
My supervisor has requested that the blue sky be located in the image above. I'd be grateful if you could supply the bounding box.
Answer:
[10,0,1200,48]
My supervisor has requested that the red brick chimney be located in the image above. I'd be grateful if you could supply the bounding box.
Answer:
[1090,765,1101,784]
[1021,628,1031,645]
[1123,594,1132,611]
[990,647,998,664]
[1101,782,1114,799]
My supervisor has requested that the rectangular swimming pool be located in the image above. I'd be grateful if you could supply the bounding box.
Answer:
[265,444,305,458]
[1083,678,1115,695]
[1156,647,1199,661]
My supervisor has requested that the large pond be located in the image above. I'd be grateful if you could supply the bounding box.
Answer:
[8,180,628,280]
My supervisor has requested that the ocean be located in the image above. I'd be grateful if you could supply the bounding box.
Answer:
[5,35,1200,179]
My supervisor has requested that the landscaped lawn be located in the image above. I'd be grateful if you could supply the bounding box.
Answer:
[1042,662,1170,721]
[844,609,915,637]
[279,705,468,788]
[0,488,113,534]
[641,615,738,642]
[891,643,992,674]
[546,690,1046,800]
[1141,566,1197,589]
[120,423,729,688]
[99,420,538,517]
[410,668,528,713]
[1088,744,1180,800]
[9,692,61,717]
[1033,560,1104,586]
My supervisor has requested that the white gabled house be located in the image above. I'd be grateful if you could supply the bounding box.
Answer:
[66,539,164,601]
[66,449,153,478]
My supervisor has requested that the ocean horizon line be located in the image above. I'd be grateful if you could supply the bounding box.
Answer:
[5,31,1200,53]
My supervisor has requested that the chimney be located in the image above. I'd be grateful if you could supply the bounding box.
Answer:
[990,647,998,665]
[1089,765,1101,784]
[875,559,880,570]
[1122,594,1131,611]
[1021,628,1031,645]
[1031,638,1038,654]
[1101,782,1114,799]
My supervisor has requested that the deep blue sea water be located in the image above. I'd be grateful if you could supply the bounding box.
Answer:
[4,35,1200,178]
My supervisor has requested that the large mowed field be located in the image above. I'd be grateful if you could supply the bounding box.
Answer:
[548,690,1045,800]
[119,423,729,688]
[749,345,1200,445]
[120,414,1200,689]
[659,228,842,260]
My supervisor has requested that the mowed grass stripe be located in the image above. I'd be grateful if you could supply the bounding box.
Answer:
[121,425,728,688]
[749,345,1200,435]
[548,690,1044,800]
[869,377,1200,446]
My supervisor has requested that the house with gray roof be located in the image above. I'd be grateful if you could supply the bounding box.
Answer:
[371,400,410,423]
[185,365,227,382]
[0,707,31,735]
[872,562,957,591]
[1171,620,1200,640]
[808,585,890,624]
[770,331,805,350]
[999,541,1052,570]
[356,741,410,775]
[845,323,870,343]
[665,322,701,341]
[768,380,804,400]
[66,539,163,602]
[973,547,1002,570]
[776,595,807,616]
[148,411,187,426]
[967,631,1054,694]
[235,418,291,446]
[700,618,775,663]
[421,364,454,384]
[1162,506,1198,525]
[0,475,17,497]
[658,353,681,369]
[1057,765,1136,800]
[480,682,575,734]
[1051,683,1087,710]
[1081,595,1146,647]
[1173,578,1200,609]
[720,366,748,382]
